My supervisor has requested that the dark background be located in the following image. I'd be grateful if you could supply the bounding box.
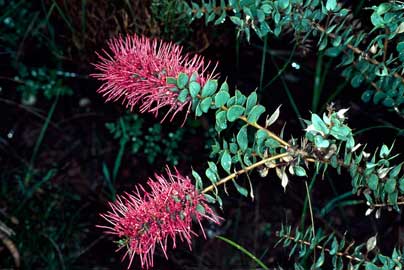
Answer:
[0,0,403,269]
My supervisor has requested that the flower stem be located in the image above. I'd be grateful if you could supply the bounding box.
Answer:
[197,93,290,148]
[220,105,290,147]
[202,152,290,194]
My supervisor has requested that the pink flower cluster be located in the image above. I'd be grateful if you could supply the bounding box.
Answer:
[98,167,221,269]
[92,34,217,124]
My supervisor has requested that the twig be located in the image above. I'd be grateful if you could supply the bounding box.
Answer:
[202,152,290,193]
[280,233,364,263]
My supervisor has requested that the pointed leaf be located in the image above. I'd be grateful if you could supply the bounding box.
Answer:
[221,151,232,173]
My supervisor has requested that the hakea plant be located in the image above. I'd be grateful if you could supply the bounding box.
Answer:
[94,33,404,269]
[98,167,221,269]
[92,34,218,125]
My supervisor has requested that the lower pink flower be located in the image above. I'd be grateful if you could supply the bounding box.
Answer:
[98,167,222,269]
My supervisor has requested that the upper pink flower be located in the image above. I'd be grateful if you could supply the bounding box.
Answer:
[98,167,222,269]
[92,34,217,124]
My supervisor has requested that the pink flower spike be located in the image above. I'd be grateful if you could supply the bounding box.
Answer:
[98,166,222,269]
[92,34,218,125]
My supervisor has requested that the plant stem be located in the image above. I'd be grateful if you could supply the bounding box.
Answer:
[201,96,291,147]
[300,174,317,230]
[202,152,289,193]
[259,35,268,94]
[279,233,364,263]
[220,104,290,147]
[217,235,269,270]
[24,95,59,185]
[314,24,404,84]
[262,45,297,90]
[312,52,323,113]
[269,54,304,128]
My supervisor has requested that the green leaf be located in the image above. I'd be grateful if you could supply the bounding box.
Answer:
[329,237,338,255]
[196,204,205,215]
[365,263,380,270]
[227,105,245,122]
[373,91,386,104]
[204,194,216,203]
[399,178,404,192]
[246,92,258,113]
[376,3,391,15]
[237,125,248,151]
[216,111,227,131]
[368,174,379,191]
[220,81,229,92]
[314,250,325,268]
[177,89,189,103]
[379,144,390,158]
[278,0,289,9]
[230,16,242,26]
[201,80,218,97]
[177,73,189,89]
[294,166,307,177]
[189,72,198,82]
[215,91,230,107]
[314,135,330,148]
[206,12,215,24]
[318,36,328,50]
[200,97,212,113]
[384,178,396,194]
[361,90,374,103]
[232,180,248,197]
[397,42,404,53]
[205,168,218,183]
[247,105,266,123]
[221,151,232,173]
[195,101,203,117]
[189,81,201,98]
[325,47,342,57]
[326,0,337,11]
[311,114,329,135]
[351,74,363,88]
[389,163,402,178]
[330,126,351,140]
[192,170,203,191]
[166,76,177,85]
[382,97,394,107]
[214,11,226,25]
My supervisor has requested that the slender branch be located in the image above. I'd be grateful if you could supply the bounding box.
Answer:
[202,152,290,193]
[280,233,364,263]
[220,105,290,147]
[190,4,404,85]
[315,24,404,85]
[197,92,291,148]
[371,198,404,208]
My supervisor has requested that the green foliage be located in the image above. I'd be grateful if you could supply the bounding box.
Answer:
[150,0,193,42]
[277,225,404,270]
[183,0,404,115]
[166,35,404,267]
[105,114,186,165]
[300,107,404,212]
[14,65,74,103]
[0,170,94,269]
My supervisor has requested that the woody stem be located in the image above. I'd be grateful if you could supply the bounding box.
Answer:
[201,152,290,194]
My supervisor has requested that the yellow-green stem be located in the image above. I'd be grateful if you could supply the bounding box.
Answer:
[220,105,290,147]
[196,92,290,148]
[202,152,290,194]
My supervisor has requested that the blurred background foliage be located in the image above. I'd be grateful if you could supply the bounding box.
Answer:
[0,0,403,269]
